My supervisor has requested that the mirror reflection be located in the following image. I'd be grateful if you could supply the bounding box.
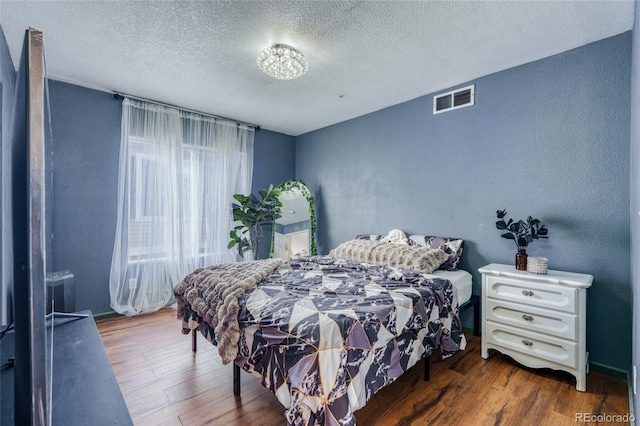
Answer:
[272,181,317,260]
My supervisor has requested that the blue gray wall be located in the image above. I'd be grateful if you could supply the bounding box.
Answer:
[47,81,121,316]
[277,220,311,235]
[251,129,296,259]
[252,129,295,192]
[46,81,295,314]
[630,0,639,414]
[296,33,632,371]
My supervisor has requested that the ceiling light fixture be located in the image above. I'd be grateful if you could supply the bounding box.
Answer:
[280,189,298,200]
[257,44,308,80]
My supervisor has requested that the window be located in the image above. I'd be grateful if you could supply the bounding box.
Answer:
[127,138,168,261]
[126,138,228,262]
[110,98,255,315]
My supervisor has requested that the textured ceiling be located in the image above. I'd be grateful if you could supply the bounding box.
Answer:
[0,1,634,136]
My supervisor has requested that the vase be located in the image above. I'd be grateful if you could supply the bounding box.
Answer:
[515,249,528,271]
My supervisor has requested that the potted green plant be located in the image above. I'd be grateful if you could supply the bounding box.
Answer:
[228,185,283,260]
[495,209,548,270]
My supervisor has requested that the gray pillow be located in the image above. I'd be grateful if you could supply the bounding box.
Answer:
[329,239,449,274]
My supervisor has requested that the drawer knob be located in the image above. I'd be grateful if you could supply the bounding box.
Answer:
[522,314,534,322]
[522,289,535,297]
[521,339,534,347]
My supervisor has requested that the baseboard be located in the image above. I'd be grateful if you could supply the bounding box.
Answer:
[92,310,122,321]
[464,335,629,383]
[462,326,475,335]
[92,303,176,322]
[589,360,628,379]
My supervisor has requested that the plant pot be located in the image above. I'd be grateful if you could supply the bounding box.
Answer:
[515,249,528,271]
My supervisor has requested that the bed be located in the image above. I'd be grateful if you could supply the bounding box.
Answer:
[174,235,472,425]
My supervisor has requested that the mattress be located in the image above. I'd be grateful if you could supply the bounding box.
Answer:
[430,269,473,305]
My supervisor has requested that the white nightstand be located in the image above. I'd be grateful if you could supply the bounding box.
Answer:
[479,263,593,391]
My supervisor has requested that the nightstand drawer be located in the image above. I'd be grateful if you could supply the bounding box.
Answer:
[485,321,577,369]
[486,298,577,340]
[486,275,576,313]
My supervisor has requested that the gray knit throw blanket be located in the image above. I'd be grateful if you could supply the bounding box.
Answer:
[174,258,283,364]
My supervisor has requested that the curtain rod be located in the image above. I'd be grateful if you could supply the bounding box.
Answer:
[112,93,261,131]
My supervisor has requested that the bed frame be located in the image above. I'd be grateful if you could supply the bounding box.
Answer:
[190,294,479,396]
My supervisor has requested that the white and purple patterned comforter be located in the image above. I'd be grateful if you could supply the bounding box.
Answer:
[178,255,466,425]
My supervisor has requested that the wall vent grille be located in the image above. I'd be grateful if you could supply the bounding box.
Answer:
[433,84,475,114]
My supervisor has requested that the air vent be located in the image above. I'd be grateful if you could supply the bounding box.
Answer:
[433,84,475,114]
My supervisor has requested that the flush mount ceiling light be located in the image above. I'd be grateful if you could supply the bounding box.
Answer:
[280,189,298,200]
[257,44,308,80]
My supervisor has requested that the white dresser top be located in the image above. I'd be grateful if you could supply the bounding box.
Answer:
[478,263,593,288]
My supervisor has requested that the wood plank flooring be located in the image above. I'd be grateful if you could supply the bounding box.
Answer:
[97,308,631,425]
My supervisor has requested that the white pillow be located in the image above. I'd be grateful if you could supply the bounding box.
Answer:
[380,229,409,245]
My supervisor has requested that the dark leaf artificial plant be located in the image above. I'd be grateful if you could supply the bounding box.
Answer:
[495,209,548,251]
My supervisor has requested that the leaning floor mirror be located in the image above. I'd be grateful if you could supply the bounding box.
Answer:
[271,180,317,260]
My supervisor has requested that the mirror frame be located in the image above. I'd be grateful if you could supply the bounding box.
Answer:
[270,179,317,258]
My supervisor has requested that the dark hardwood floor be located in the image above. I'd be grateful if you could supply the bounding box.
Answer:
[97,308,631,425]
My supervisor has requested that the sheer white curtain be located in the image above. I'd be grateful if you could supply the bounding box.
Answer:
[109,98,254,315]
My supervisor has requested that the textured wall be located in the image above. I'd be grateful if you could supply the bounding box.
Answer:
[47,81,122,315]
[252,129,295,191]
[47,82,295,313]
[296,33,632,370]
[250,129,296,259]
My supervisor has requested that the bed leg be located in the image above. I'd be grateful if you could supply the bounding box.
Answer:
[424,355,430,382]
[459,295,480,337]
[192,328,197,352]
[233,363,241,396]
